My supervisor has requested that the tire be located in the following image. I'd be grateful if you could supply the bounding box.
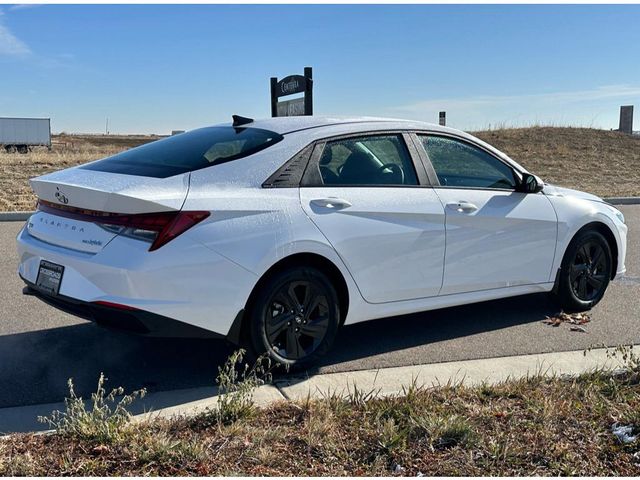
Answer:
[554,229,612,312]
[247,266,340,369]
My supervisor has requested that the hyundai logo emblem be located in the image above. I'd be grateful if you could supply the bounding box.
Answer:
[55,187,69,204]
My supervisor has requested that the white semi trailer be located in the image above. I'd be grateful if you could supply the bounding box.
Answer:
[0,117,51,153]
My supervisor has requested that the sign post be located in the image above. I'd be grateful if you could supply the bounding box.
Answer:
[270,67,313,117]
[619,105,634,135]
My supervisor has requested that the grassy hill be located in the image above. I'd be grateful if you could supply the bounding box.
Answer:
[1,127,638,211]
[473,127,640,198]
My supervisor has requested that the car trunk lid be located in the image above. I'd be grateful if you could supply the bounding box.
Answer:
[27,167,190,253]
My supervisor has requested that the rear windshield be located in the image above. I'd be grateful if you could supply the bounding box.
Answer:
[81,126,284,178]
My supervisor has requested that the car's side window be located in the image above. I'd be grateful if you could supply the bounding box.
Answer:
[318,135,418,186]
[419,135,517,190]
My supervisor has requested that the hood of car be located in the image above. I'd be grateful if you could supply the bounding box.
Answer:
[543,184,605,204]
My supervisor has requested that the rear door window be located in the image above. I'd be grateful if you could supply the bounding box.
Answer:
[81,126,283,178]
[316,135,418,186]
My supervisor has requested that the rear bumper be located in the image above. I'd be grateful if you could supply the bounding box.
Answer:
[20,276,224,339]
[16,222,257,339]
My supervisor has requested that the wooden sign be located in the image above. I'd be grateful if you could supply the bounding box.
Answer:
[275,75,307,98]
[271,67,313,117]
[277,97,306,117]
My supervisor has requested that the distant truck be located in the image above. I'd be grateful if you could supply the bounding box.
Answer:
[0,117,51,153]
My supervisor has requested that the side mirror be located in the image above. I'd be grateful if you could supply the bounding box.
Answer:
[519,173,544,194]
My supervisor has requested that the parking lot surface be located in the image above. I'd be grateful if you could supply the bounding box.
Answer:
[0,205,638,409]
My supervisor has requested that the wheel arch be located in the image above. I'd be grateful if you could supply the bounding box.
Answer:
[230,252,351,346]
[568,221,619,280]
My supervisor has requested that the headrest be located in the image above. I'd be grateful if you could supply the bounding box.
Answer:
[319,146,333,165]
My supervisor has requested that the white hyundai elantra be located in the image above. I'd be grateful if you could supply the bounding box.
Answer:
[17,116,627,367]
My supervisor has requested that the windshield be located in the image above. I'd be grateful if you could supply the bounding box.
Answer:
[81,126,284,178]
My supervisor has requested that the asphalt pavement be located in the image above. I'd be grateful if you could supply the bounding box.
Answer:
[0,206,638,410]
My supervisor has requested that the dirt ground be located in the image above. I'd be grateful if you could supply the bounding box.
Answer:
[1,127,638,211]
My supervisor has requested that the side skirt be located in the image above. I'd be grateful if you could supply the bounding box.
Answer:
[344,283,556,325]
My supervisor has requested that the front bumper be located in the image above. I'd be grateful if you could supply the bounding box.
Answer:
[611,220,628,279]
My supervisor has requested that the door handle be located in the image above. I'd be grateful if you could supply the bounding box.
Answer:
[446,201,478,213]
[310,198,352,210]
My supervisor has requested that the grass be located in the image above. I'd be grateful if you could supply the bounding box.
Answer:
[1,126,638,211]
[473,126,640,198]
[0,134,158,212]
[1,352,639,476]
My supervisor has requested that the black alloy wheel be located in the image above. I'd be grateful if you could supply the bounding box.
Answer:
[266,280,330,360]
[569,240,608,302]
[555,230,612,312]
[248,266,340,368]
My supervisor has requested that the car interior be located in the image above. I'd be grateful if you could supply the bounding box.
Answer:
[318,137,417,186]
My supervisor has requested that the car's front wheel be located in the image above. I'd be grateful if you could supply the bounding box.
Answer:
[247,266,340,369]
[555,229,612,312]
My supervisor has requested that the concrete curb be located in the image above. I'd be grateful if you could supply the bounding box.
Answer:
[135,385,285,424]
[1,345,636,434]
[275,346,634,401]
[0,384,285,434]
[604,197,640,205]
[0,211,33,222]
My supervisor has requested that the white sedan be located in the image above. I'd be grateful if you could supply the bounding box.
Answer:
[16,116,627,367]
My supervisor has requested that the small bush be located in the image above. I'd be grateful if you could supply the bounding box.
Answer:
[199,349,272,426]
[38,372,145,444]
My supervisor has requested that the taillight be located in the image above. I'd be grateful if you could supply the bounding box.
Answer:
[37,200,209,251]
[147,211,210,251]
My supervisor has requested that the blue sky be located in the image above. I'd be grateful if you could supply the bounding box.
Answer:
[0,4,639,134]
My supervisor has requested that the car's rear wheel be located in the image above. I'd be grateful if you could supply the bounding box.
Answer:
[555,230,612,312]
[247,266,340,369]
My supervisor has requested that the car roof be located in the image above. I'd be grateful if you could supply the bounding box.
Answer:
[214,115,528,174]
[220,115,457,136]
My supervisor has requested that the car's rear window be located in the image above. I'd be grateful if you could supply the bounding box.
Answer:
[81,126,284,178]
